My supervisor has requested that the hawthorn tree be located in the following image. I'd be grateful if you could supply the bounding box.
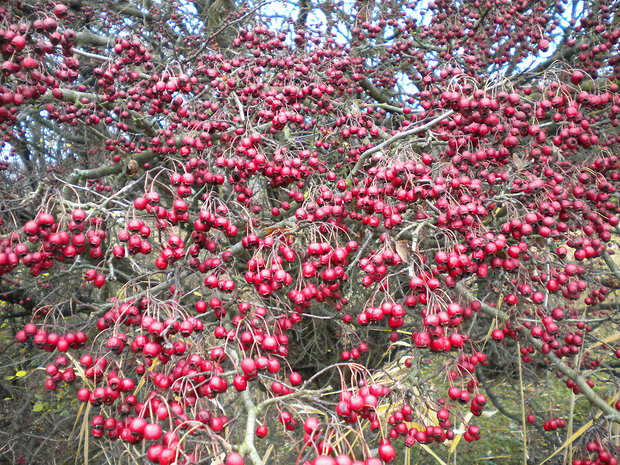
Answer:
[1,0,620,463]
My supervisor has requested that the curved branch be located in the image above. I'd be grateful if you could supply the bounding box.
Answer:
[475,366,521,423]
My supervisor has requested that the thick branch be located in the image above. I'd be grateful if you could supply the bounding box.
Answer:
[38,88,103,104]
[296,0,311,28]
[359,78,395,105]
[239,389,264,465]
[65,149,160,189]
[602,250,620,282]
[76,30,114,48]
[109,2,153,21]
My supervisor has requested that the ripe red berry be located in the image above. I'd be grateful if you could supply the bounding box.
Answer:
[225,452,244,465]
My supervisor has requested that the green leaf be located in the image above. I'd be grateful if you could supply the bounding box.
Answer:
[33,402,44,412]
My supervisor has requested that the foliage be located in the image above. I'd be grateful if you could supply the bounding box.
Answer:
[1,0,620,464]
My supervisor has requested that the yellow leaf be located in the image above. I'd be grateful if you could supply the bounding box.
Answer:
[391,340,413,348]
[71,402,85,436]
[376,403,391,413]
[541,392,619,464]
[15,370,27,378]
[134,358,159,395]
[587,332,620,351]
[81,403,91,465]
[404,420,423,430]
[289,402,327,417]
[419,443,447,465]
[63,352,88,383]
[448,411,473,453]
[540,419,594,465]
[262,444,274,463]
